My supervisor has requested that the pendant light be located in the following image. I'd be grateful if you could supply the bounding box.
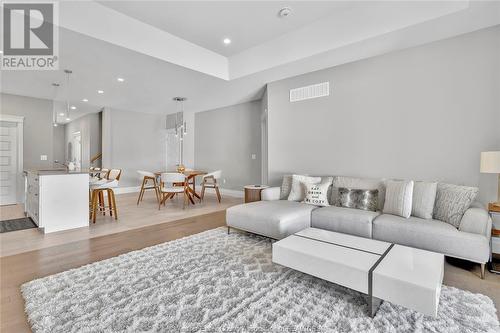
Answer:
[52,83,60,127]
[64,69,72,121]
[172,97,187,172]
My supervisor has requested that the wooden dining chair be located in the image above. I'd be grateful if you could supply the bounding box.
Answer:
[159,173,189,210]
[137,170,160,205]
[200,170,222,203]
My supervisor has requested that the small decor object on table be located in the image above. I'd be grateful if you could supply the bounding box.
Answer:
[244,185,269,203]
[489,203,500,274]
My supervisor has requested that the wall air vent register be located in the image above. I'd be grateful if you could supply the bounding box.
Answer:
[289,82,330,102]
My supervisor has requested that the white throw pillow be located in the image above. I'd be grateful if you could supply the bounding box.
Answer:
[383,180,414,218]
[302,182,331,207]
[411,181,437,219]
[287,175,321,202]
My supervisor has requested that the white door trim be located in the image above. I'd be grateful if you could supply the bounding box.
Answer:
[0,114,24,203]
[0,114,25,123]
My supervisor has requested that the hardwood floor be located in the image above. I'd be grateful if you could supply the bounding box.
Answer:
[1,203,499,332]
[0,204,25,221]
[1,192,242,257]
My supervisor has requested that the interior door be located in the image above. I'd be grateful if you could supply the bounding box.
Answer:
[0,121,19,205]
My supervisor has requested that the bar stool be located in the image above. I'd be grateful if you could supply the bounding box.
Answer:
[159,173,188,210]
[90,168,121,223]
[137,170,160,205]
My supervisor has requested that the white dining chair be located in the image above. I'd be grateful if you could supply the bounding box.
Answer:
[137,170,160,205]
[159,173,188,210]
[200,170,222,203]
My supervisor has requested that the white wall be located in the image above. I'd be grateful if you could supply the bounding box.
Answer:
[267,26,500,204]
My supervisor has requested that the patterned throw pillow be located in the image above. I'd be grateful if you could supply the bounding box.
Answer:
[383,180,414,218]
[302,182,331,207]
[338,187,379,212]
[287,175,321,201]
[280,175,293,200]
[332,176,386,210]
[433,183,479,228]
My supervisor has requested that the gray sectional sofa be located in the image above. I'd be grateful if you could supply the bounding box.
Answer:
[226,176,492,277]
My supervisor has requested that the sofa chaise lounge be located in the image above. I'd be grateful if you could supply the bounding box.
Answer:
[226,176,492,278]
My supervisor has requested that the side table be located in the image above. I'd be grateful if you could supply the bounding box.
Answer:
[488,203,500,274]
[244,185,269,203]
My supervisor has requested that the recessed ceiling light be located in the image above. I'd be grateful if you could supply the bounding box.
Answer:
[117,77,125,82]
[82,98,88,102]
[53,123,58,127]
[66,117,71,121]
[0,50,3,54]
[59,112,65,116]
[70,106,76,110]
[223,38,231,45]
[278,7,292,18]
[97,90,104,94]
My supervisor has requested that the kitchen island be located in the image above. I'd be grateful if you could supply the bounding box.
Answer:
[25,169,89,233]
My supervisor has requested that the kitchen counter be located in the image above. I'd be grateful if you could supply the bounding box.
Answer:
[25,170,89,233]
[23,168,91,176]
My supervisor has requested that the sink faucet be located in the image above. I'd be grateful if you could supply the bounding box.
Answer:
[54,160,69,171]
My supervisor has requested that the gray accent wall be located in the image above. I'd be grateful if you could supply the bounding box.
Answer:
[195,101,262,191]
[53,125,66,164]
[1,93,54,169]
[267,26,500,203]
[103,107,166,187]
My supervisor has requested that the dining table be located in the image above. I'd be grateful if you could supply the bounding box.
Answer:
[154,170,207,205]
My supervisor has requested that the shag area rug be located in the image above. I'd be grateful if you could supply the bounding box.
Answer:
[22,228,499,332]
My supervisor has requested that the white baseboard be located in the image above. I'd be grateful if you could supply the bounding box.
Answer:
[114,186,141,194]
[113,186,244,198]
[219,188,244,198]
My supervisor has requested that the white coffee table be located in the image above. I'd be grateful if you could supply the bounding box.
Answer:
[272,228,444,317]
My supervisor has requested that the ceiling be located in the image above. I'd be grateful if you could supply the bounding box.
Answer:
[98,1,348,56]
[1,1,500,123]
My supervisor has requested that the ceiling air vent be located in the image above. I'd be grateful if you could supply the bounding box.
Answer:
[289,82,329,102]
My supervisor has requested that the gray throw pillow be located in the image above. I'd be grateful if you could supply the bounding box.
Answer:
[338,187,379,212]
[433,183,479,228]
